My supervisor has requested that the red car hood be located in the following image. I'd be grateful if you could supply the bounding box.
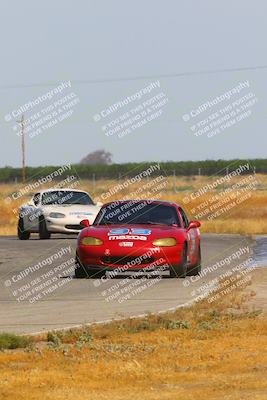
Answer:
[78,224,185,243]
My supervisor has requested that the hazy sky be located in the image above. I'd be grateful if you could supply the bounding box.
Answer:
[0,0,266,167]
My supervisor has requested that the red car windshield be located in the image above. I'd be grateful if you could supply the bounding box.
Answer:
[94,202,180,226]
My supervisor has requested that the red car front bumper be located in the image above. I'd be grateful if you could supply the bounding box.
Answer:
[77,242,184,270]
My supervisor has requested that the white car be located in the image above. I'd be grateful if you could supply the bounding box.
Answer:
[17,189,102,240]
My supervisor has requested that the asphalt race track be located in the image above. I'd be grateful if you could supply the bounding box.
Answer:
[0,234,259,334]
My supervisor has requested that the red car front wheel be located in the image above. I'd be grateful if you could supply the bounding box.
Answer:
[169,244,187,278]
[186,246,201,276]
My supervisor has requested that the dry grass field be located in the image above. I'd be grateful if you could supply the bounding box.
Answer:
[0,273,267,400]
[0,173,266,235]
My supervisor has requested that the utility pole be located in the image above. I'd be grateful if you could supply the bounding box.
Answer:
[17,115,26,182]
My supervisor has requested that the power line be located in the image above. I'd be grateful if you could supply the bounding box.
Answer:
[0,64,267,90]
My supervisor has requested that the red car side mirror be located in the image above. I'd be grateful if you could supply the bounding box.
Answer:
[187,220,201,231]
[80,219,90,228]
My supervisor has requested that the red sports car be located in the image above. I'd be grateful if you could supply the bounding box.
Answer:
[75,200,201,279]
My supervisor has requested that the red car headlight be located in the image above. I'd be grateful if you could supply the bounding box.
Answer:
[152,238,177,247]
[81,237,103,246]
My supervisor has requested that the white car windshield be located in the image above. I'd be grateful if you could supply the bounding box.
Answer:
[41,191,94,206]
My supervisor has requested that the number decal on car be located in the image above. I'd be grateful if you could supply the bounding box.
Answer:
[108,229,129,235]
[108,229,151,236]
[131,229,151,235]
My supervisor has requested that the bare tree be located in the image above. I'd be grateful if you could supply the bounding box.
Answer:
[80,149,113,165]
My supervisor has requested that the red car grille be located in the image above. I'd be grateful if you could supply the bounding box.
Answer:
[101,256,155,265]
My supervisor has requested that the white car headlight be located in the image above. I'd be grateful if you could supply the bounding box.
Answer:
[49,212,66,218]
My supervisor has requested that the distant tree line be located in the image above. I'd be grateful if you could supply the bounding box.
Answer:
[0,159,266,183]
[80,150,112,165]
